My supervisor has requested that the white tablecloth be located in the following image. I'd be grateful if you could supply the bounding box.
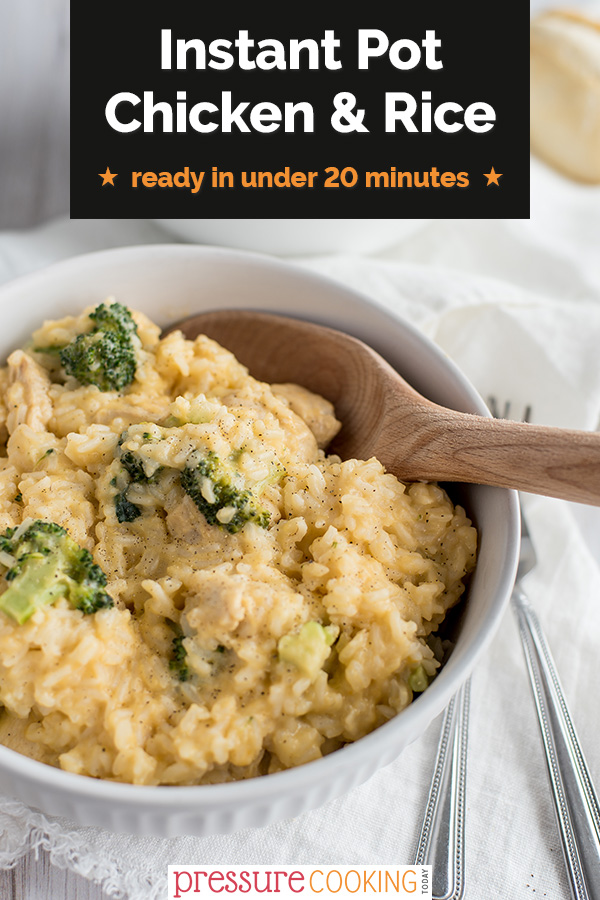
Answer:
[0,158,599,899]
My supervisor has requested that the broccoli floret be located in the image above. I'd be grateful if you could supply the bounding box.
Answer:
[120,451,150,483]
[167,630,228,682]
[114,433,275,534]
[278,622,338,679]
[180,451,271,534]
[113,431,164,522]
[0,520,114,624]
[117,431,162,484]
[120,450,160,484]
[169,634,190,682]
[56,302,138,392]
[88,302,137,337]
[0,527,17,555]
[408,665,430,693]
[114,491,141,523]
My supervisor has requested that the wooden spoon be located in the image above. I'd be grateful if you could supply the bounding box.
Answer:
[166,310,600,506]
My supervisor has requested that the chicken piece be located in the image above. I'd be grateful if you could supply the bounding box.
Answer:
[165,494,210,544]
[6,351,53,434]
[91,396,172,429]
[184,571,246,634]
[271,383,341,449]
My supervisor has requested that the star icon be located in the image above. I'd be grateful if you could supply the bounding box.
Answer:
[484,167,502,186]
[99,167,118,186]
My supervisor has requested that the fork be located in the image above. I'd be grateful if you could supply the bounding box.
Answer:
[415,400,600,900]
[414,679,469,900]
[513,512,600,899]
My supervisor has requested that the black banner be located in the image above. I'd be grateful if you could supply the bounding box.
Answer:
[70,1,529,219]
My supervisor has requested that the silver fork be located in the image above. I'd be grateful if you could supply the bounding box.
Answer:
[414,679,469,900]
[415,400,600,900]
[502,399,600,899]
[513,512,600,899]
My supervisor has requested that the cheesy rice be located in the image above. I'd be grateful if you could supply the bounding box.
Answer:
[0,304,477,785]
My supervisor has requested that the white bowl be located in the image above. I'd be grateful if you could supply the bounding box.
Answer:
[0,245,519,836]
[156,219,430,255]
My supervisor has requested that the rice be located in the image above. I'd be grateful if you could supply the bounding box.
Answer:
[0,304,477,784]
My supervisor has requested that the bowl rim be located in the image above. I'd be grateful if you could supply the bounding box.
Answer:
[0,243,520,809]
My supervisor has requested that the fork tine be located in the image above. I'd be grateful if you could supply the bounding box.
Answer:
[487,396,499,418]
[487,396,533,424]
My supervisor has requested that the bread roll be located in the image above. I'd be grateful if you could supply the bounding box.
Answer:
[530,9,600,183]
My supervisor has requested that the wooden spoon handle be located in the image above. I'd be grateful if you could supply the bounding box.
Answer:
[394,409,600,505]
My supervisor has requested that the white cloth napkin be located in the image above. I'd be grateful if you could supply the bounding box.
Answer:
[0,158,600,899]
